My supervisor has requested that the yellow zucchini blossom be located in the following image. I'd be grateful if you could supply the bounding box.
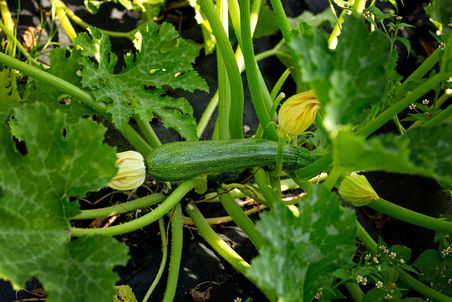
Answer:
[108,151,146,191]
[339,174,379,207]
[278,90,320,138]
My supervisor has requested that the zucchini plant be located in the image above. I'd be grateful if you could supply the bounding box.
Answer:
[0,0,451,301]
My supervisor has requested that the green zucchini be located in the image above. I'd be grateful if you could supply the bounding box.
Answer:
[146,139,314,181]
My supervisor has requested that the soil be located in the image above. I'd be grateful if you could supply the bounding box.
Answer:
[0,0,450,301]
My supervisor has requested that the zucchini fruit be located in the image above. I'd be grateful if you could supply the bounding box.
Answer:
[146,139,314,181]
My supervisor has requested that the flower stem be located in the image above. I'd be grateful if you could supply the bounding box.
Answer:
[62,3,136,39]
[143,218,168,302]
[162,204,183,302]
[240,0,278,140]
[52,0,77,42]
[71,193,166,220]
[218,190,265,249]
[367,198,452,234]
[254,169,281,208]
[199,0,244,139]
[70,180,195,236]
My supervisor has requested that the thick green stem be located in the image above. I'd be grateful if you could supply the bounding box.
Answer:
[268,0,292,44]
[218,190,265,249]
[143,218,167,302]
[359,73,448,137]
[423,103,452,128]
[367,198,452,234]
[295,153,333,180]
[70,180,195,236]
[216,0,231,139]
[395,48,442,100]
[240,0,278,140]
[254,169,281,208]
[199,0,244,139]
[0,52,153,155]
[162,204,183,302]
[136,116,161,148]
[196,0,262,138]
[344,282,363,302]
[52,0,77,42]
[71,193,166,220]
[62,4,135,39]
[186,203,250,274]
[398,270,452,302]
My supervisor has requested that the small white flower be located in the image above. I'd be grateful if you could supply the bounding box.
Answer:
[373,256,379,264]
[400,258,405,264]
[384,294,393,300]
[365,254,371,261]
[409,103,417,110]
[389,252,397,259]
[439,42,446,49]
[422,99,430,105]
[356,275,363,283]
[376,281,384,288]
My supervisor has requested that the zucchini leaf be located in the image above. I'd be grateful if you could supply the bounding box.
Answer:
[247,185,356,302]
[334,124,452,188]
[25,48,94,122]
[0,103,128,301]
[76,22,208,141]
[289,15,391,130]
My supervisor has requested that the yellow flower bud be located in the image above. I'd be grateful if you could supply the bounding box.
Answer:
[339,174,379,206]
[278,90,320,138]
[108,151,146,191]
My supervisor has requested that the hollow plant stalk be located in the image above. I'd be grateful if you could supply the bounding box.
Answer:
[218,189,265,249]
[70,179,196,236]
[162,204,183,302]
[367,198,452,234]
[239,0,278,140]
[72,193,166,220]
[142,218,168,302]
[199,0,244,139]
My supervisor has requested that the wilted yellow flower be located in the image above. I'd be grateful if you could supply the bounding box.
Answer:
[339,174,379,206]
[278,90,320,138]
[108,151,146,191]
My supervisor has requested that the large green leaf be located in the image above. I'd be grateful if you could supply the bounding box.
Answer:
[247,185,356,302]
[0,103,128,302]
[26,48,94,121]
[290,16,391,130]
[334,124,452,187]
[0,69,20,124]
[76,22,208,140]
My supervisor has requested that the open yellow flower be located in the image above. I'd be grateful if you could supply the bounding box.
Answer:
[108,151,146,191]
[339,174,379,206]
[278,90,320,138]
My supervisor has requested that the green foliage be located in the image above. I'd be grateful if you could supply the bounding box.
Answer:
[247,185,356,302]
[26,48,94,121]
[413,247,452,296]
[0,69,19,124]
[84,0,165,15]
[334,124,452,188]
[0,103,128,301]
[75,22,208,140]
[290,15,391,130]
